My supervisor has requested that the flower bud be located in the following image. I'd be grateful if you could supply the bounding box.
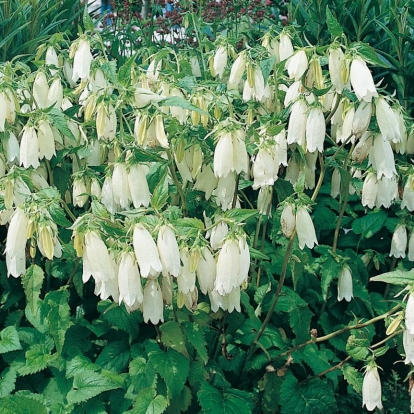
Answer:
[328,47,346,93]
[213,46,227,78]
[37,225,54,260]
[281,203,296,237]
[337,265,353,302]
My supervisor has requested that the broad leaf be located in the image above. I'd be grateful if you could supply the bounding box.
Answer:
[131,387,168,414]
[21,265,44,314]
[159,321,188,356]
[129,357,157,391]
[326,7,343,37]
[183,322,208,364]
[95,341,130,373]
[0,395,47,414]
[346,335,370,361]
[352,210,387,239]
[0,367,17,397]
[0,326,22,354]
[370,269,414,285]
[342,364,363,394]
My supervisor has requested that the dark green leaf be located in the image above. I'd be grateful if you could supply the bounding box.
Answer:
[21,265,44,314]
[0,367,17,397]
[258,372,283,413]
[23,344,56,374]
[346,335,369,361]
[351,42,390,68]
[341,364,363,394]
[129,357,157,391]
[183,322,208,364]
[131,387,168,414]
[0,326,22,354]
[321,258,342,300]
[83,6,95,30]
[95,341,130,373]
[260,57,276,83]
[0,395,47,414]
[159,321,188,356]
[67,370,122,404]
[352,210,387,239]
[197,383,254,414]
[280,376,336,413]
[148,349,190,399]
[326,7,343,37]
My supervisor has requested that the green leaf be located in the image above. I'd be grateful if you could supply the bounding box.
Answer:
[21,265,44,314]
[66,355,100,378]
[321,258,342,300]
[131,387,168,414]
[370,269,414,285]
[159,96,209,116]
[183,322,208,364]
[148,349,190,399]
[258,372,283,413]
[224,209,258,223]
[49,204,72,227]
[346,335,370,361]
[95,341,130,373]
[260,57,276,83]
[326,7,343,37]
[280,376,336,413]
[129,357,157,391]
[0,326,22,354]
[341,364,363,394]
[0,395,47,414]
[83,5,95,30]
[151,171,169,210]
[45,288,73,355]
[67,370,122,404]
[0,367,17,397]
[118,53,137,85]
[197,383,254,414]
[23,344,56,375]
[48,108,76,142]
[351,42,390,68]
[352,210,387,239]
[159,321,188,357]
[168,385,192,413]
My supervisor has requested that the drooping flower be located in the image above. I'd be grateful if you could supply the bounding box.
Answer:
[361,172,379,209]
[72,178,89,208]
[408,232,414,262]
[213,46,227,78]
[295,206,318,249]
[112,163,132,210]
[350,57,378,102]
[118,251,143,307]
[306,106,326,152]
[177,248,196,294]
[128,164,151,208]
[196,246,216,294]
[33,72,49,109]
[157,225,180,277]
[285,49,308,80]
[390,224,407,258]
[215,238,241,295]
[281,203,296,238]
[228,52,246,90]
[362,365,383,411]
[337,265,353,302]
[406,293,414,335]
[20,126,40,169]
[369,134,396,179]
[287,100,307,146]
[328,47,347,93]
[72,39,93,82]
[376,175,398,208]
[352,101,372,137]
[133,224,163,278]
[403,329,414,364]
[279,33,294,61]
[375,97,401,143]
[37,120,56,160]
[142,279,164,324]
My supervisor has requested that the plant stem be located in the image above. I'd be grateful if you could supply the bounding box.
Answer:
[301,355,352,383]
[166,148,188,216]
[60,199,77,222]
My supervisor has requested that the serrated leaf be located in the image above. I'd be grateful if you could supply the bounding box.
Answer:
[129,356,157,391]
[183,322,208,364]
[21,265,44,314]
[151,172,169,210]
[326,7,343,37]
[341,363,363,394]
[49,204,72,227]
[148,349,190,399]
[258,372,283,413]
[346,335,369,361]
[197,383,254,414]
[45,288,73,355]
[352,210,387,239]
[0,326,22,354]
[168,385,192,414]
[290,306,313,344]
[23,344,56,375]
[159,96,209,116]
[321,258,341,300]
[224,209,258,223]
[370,269,414,285]
[118,53,137,85]
[67,370,122,404]
[48,108,76,142]
[351,42,390,68]
[260,57,276,83]
[131,387,168,414]
[0,367,17,397]
[95,341,130,373]
[280,376,335,413]
[83,5,95,30]
[159,321,188,357]
[66,355,100,378]
[0,395,47,414]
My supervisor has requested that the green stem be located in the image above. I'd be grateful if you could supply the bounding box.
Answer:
[60,199,77,222]
[166,148,188,216]
[190,12,207,79]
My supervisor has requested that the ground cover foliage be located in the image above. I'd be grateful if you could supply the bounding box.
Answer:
[1,0,414,412]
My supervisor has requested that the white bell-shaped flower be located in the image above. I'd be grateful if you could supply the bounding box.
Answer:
[33,72,49,109]
[350,57,378,102]
[72,39,93,82]
[73,178,89,208]
[194,165,218,200]
[118,251,143,307]
[252,147,278,189]
[128,164,151,208]
[408,232,414,262]
[213,46,227,78]
[212,173,237,211]
[46,78,63,109]
[112,163,132,210]
[362,172,379,209]
[369,134,396,179]
[390,224,407,259]
[401,176,414,211]
[281,203,296,238]
[406,293,414,335]
[196,246,216,294]
[306,106,326,152]
[375,97,401,143]
[285,49,308,80]
[279,33,294,61]
[352,131,373,162]
[101,176,118,215]
[362,366,383,411]
[37,120,56,160]
[143,279,164,324]
[20,126,40,169]
[287,100,307,146]
[215,238,241,295]
[352,102,372,137]
[403,329,414,364]
[157,225,180,277]
[228,52,246,90]
[328,47,347,93]
[376,175,398,208]
[295,206,318,249]
[337,266,353,302]
[133,224,163,278]
[210,221,229,250]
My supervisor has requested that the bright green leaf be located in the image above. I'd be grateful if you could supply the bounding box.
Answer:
[0,367,17,397]
[131,387,168,414]
[370,269,414,285]
[21,265,44,314]
[0,326,22,354]
[326,7,343,37]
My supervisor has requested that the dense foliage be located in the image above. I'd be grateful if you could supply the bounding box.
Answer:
[1,0,414,413]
